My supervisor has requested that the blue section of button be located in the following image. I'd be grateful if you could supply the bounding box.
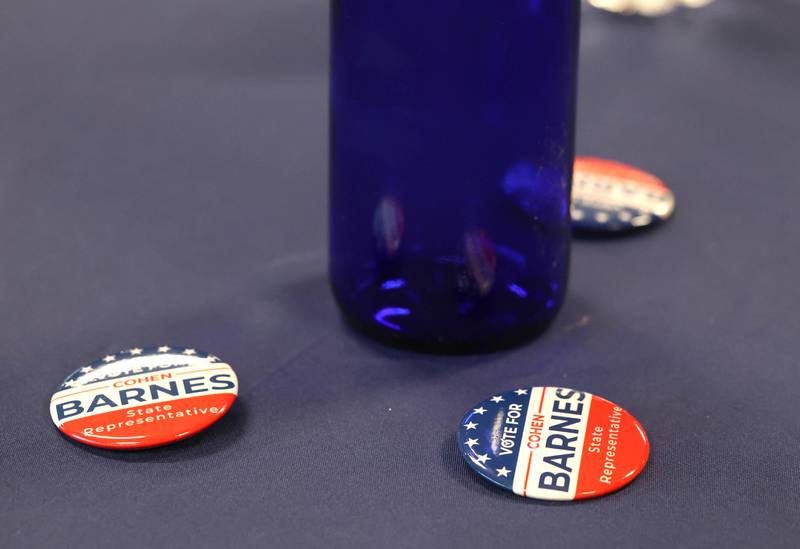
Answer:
[458,388,533,492]
[571,202,672,232]
[56,346,220,391]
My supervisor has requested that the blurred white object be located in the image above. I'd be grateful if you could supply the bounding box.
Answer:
[588,0,715,16]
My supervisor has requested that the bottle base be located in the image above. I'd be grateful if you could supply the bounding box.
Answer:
[336,304,557,355]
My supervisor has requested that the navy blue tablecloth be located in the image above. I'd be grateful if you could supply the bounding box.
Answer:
[1,1,798,547]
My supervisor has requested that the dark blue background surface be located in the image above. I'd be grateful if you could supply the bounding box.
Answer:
[1,1,798,547]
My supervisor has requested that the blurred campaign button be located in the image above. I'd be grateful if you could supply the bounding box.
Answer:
[572,157,675,232]
[458,387,649,501]
[50,346,238,450]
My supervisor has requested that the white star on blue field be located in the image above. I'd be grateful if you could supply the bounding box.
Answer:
[56,346,220,391]
[458,389,533,491]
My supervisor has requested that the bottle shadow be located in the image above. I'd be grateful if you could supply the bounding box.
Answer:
[262,271,500,369]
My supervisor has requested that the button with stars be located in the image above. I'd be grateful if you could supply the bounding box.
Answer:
[572,157,675,233]
[50,346,238,450]
[458,387,650,501]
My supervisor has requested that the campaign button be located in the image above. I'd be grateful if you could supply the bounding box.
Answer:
[50,346,238,450]
[458,387,649,501]
[572,157,675,232]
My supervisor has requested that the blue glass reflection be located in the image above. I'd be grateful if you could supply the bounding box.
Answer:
[330,0,580,350]
[507,283,529,299]
[374,307,411,331]
[381,279,407,291]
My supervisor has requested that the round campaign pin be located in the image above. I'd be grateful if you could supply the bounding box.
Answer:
[571,157,675,232]
[458,387,649,501]
[49,346,238,450]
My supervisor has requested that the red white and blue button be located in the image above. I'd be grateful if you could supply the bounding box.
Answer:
[50,346,238,450]
[459,387,650,501]
[572,157,675,232]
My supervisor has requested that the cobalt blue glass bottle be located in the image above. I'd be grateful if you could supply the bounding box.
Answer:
[330,0,581,351]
